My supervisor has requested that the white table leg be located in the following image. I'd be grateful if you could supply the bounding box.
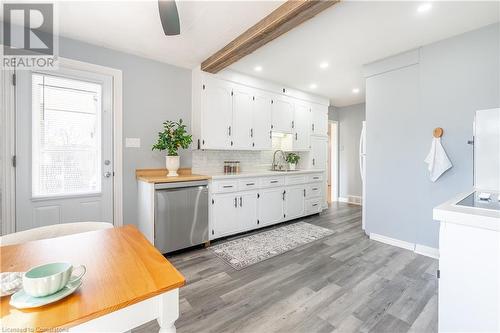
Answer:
[157,288,179,333]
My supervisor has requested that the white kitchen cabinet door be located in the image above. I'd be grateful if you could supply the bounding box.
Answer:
[232,85,253,150]
[293,102,311,150]
[237,191,258,231]
[272,96,293,133]
[211,193,239,238]
[310,136,328,169]
[258,187,285,226]
[311,105,328,136]
[252,92,272,150]
[285,186,306,220]
[201,78,233,149]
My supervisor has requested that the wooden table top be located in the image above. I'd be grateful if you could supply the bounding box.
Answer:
[136,168,211,184]
[0,225,185,330]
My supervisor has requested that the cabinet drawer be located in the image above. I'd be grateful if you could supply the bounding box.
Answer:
[238,178,259,191]
[306,184,322,198]
[285,174,307,185]
[212,180,239,193]
[305,199,321,214]
[259,176,285,188]
[307,173,323,182]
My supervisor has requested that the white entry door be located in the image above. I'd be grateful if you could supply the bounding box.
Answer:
[15,67,114,231]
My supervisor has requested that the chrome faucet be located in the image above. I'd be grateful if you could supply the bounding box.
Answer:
[272,150,286,171]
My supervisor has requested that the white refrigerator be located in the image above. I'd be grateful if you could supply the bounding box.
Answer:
[359,121,366,230]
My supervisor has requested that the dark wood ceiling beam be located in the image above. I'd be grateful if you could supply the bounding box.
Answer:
[201,0,339,74]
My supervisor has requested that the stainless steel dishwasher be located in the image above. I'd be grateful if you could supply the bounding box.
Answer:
[154,180,209,253]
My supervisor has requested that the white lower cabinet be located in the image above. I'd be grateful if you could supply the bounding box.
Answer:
[285,185,306,220]
[258,187,285,227]
[211,191,258,238]
[239,191,258,230]
[210,172,325,240]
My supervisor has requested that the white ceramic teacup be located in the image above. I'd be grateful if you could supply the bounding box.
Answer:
[22,262,86,297]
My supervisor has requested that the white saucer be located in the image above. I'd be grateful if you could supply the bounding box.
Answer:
[10,279,82,309]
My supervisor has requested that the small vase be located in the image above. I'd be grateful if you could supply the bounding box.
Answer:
[288,163,296,171]
[166,156,180,176]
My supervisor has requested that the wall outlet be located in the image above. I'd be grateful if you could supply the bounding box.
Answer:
[125,137,141,148]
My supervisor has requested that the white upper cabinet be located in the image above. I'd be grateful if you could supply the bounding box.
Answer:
[232,85,253,150]
[252,91,273,150]
[193,71,329,151]
[272,96,294,133]
[293,102,311,150]
[310,136,328,169]
[200,77,233,149]
[311,104,328,137]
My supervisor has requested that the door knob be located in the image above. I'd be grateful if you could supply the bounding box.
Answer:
[104,171,112,178]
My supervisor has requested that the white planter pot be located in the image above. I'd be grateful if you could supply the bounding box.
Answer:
[166,156,180,177]
[288,163,296,171]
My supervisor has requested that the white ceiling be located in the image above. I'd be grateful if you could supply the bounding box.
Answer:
[5,1,498,107]
[36,0,283,69]
[229,1,500,107]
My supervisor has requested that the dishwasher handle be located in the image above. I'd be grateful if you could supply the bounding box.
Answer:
[154,180,208,190]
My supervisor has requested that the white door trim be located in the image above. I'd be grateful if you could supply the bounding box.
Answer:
[1,68,16,235]
[57,57,123,227]
[328,120,339,202]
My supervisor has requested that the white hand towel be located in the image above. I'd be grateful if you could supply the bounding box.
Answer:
[424,137,452,182]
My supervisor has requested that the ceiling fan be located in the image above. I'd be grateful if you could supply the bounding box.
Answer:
[158,0,180,36]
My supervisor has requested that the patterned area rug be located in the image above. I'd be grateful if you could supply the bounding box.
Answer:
[210,222,334,270]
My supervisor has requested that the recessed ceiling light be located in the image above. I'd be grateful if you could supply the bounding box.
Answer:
[319,62,329,69]
[352,88,360,94]
[417,3,432,13]
[310,83,317,89]
[254,66,262,72]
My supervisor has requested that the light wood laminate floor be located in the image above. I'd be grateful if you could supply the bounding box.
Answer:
[134,203,438,333]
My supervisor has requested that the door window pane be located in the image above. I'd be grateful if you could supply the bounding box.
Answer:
[32,73,102,197]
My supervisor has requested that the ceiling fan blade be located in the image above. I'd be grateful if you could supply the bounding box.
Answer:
[158,0,180,36]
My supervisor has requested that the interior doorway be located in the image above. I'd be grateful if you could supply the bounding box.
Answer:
[328,121,339,203]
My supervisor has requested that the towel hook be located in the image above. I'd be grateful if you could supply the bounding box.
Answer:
[433,127,444,138]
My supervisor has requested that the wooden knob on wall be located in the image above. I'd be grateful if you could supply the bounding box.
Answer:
[433,127,444,138]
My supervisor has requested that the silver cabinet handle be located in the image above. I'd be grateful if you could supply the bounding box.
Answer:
[312,158,315,166]
[239,196,243,207]
[250,128,253,138]
[270,180,279,184]
[228,126,232,136]
[223,185,233,188]
[104,171,112,178]
[303,189,306,197]
[234,197,237,208]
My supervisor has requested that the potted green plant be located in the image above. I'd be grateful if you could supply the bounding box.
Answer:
[285,153,300,171]
[152,119,192,176]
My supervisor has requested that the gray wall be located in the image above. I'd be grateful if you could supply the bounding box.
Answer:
[58,37,192,226]
[331,104,366,198]
[365,23,500,248]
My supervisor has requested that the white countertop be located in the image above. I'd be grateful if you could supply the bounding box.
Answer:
[433,190,500,231]
[199,169,325,180]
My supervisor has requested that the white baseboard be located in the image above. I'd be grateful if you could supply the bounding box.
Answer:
[369,233,439,259]
[338,195,362,206]
[369,233,415,251]
[414,244,440,259]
